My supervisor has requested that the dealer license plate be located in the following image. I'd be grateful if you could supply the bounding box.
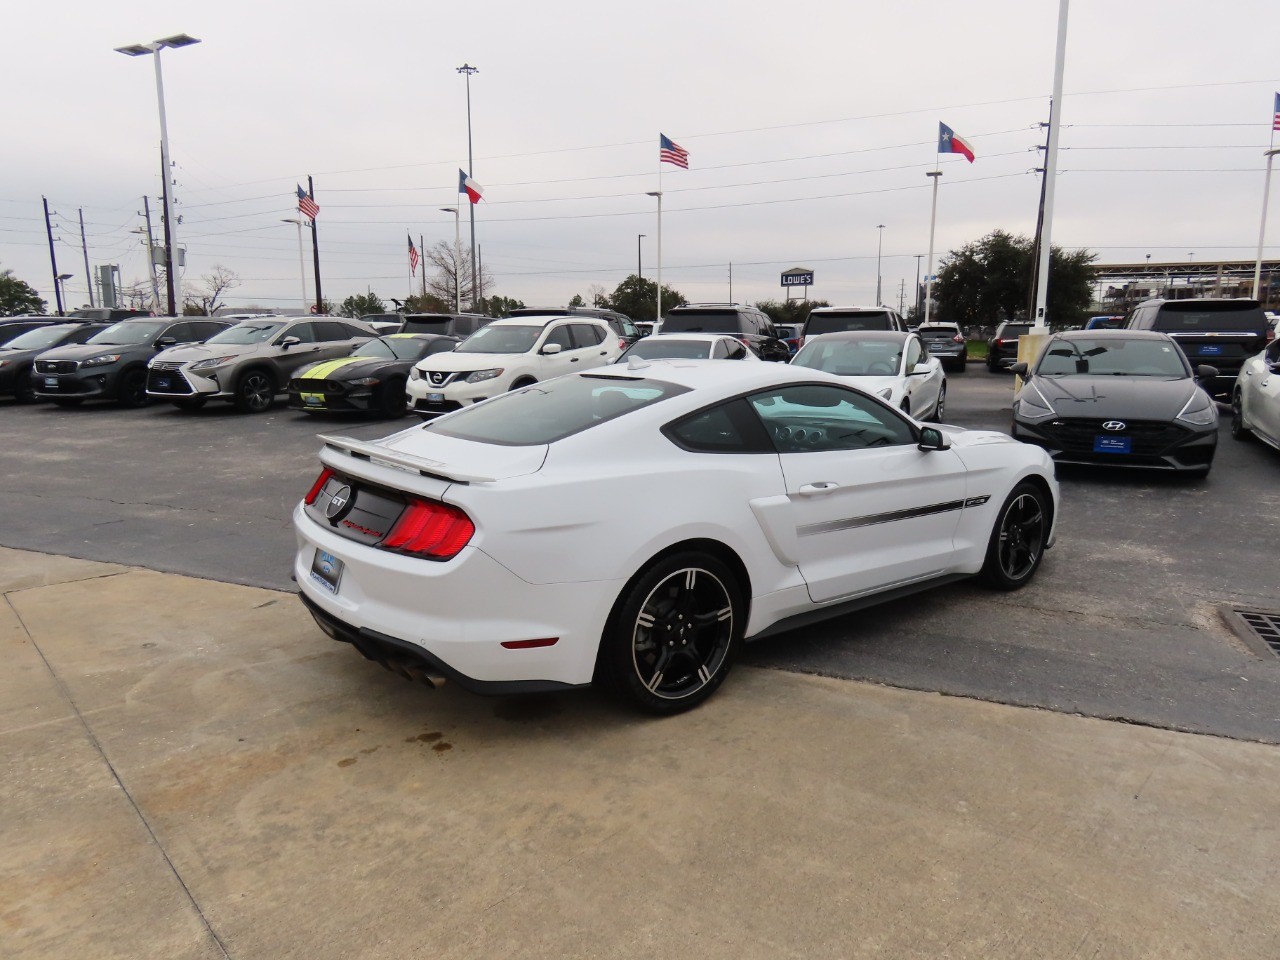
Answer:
[301,392,325,406]
[928,343,947,351]
[426,392,444,403]
[154,377,171,390]
[1199,345,1222,356]
[44,377,57,388]
[1093,435,1131,454]
[309,549,344,594]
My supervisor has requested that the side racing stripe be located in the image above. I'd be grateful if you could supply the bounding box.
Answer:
[300,357,365,380]
[798,496,987,538]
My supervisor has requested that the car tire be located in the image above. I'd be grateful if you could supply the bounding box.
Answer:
[930,383,947,422]
[979,482,1050,591]
[951,357,966,374]
[1231,389,1252,442]
[14,370,36,403]
[116,368,150,408]
[378,378,408,418]
[509,377,536,391]
[233,369,275,414]
[52,398,83,407]
[986,358,998,373]
[596,551,744,715]
[172,397,207,411]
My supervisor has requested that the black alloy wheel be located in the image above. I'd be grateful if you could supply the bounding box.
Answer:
[1231,389,1252,442]
[378,378,408,418]
[980,482,1049,590]
[598,552,743,714]
[234,370,275,413]
[117,368,150,408]
[930,383,947,423]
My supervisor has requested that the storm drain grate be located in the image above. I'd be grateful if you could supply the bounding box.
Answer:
[1220,607,1280,659]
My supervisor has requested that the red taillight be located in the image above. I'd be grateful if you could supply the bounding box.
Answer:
[1266,327,1275,344]
[304,467,334,505]
[381,498,474,559]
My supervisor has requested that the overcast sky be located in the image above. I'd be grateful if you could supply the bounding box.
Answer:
[4,0,1279,314]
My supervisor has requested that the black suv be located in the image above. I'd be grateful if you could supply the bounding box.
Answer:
[33,317,229,407]
[1125,298,1272,399]
[508,306,641,349]
[399,313,492,339]
[986,321,1032,372]
[659,304,789,361]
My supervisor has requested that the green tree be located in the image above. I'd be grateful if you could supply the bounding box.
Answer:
[568,293,585,308]
[404,292,451,313]
[317,298,339,316]
[339,292,386,318]
[755,299,830,326]
[0,267,47,316]
[477,295,525,318]
[604,274,687,321]
[935,230,1096,329]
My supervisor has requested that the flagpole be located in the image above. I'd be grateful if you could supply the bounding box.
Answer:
[648,155,663,326]
[308,175,322,314]
[923,162,941,324]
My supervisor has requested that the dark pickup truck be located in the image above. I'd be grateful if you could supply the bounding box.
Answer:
[1125,298,1272,399]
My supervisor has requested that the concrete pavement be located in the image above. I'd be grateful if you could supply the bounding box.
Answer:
[3,546,1279,959]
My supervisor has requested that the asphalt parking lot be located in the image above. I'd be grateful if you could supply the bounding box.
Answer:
[2,368,1279,741]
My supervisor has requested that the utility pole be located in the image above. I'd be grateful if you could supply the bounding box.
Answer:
[1027,106,1052,321]
[729,262,733,302]
[42,197,64,315]
[159,150,177,314]
[914,254,923,317]
[308,175,322,313]
[1031,0,1071,331]
[457,63,479,306]
[898,278,906,315]
[78,209,95,307]
[141,196,161,313]
[420,233,427,299]
[477,244,484,306]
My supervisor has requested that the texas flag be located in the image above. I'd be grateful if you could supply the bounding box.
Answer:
[459,169,484,204]
[938,122,976,163]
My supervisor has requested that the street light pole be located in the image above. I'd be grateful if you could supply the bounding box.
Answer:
[646,192,663,323]
[440,207,462,313]
[637,234,645,280]
[281,219,308,313]
[875,224,886,306]
[115,33,201,317]
[457,64,479,306]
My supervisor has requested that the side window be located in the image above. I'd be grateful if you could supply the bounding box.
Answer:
[196,321,226,340]
[711,339,730,359]
[544,325,574,351]
[571,323,605,348]
[315,321,349,341]
[725,340,748,360]
[162,322,195,343]
[285,322,317,344]
[748,384,916,453]
[665,399,771,454]
[905,338,923,370]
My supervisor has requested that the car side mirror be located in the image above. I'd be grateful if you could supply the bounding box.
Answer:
[917,427,951,451]
[155,337,176,349]
[280,336,300,348]
[1010,361,1029,377]
[1195,364,1219,380]
[911,361,931,375]
[541,342,562,355]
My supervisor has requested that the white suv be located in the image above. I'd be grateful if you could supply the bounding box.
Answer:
[406,315,619,418]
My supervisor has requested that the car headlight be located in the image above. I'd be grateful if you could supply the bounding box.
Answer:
[1175,392,1218,427]
[876,387,893,401]
[349,377,380,387]
[409,367,423,381]
[81,354,122,368]
[189,356,236,371]
[465,368,503,383]
[1014,382,1056,421]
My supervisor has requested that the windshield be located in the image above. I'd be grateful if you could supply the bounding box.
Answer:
[1036,338,1189,378]
[86,321,168,345]
[457,324,541,354]
[353,336,441,361]
[806,311,893,334]
[207,321,286,345]
[792,338,904,376]
[661,312,741,333]
[428,375,688,445]
[1153,302,1267,333]
[1,325,78,350]
[620,339,713,360]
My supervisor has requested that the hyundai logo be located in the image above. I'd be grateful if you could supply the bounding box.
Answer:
[325,484,353,520]
[1102,421,1127,432]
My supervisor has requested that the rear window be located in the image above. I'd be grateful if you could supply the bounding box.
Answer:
[400,316,451,334]
[806,311,894,334]
[997,324,1031,339]
[1153,302,1267,333]
[427,375,689,445]
[662,310,744,334]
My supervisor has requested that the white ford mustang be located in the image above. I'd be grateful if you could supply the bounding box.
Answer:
[294,360,1058,713]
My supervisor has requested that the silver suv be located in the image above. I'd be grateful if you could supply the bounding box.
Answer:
[147,317,376,412]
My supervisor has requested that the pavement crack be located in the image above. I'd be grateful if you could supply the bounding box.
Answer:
[3,592,234,959]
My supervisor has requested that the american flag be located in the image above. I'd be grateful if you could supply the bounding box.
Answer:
[408,234,419,273]
[296,184,319,220]
[1273,92,1280,132]
[659,134,689,169]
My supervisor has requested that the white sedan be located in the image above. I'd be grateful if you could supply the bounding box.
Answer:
[1233,339,1280,450]
[616,333,761,363]
[294,360,1058,714]
[791,331,947,422]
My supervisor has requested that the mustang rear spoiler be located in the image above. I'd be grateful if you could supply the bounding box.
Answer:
[317,434,496,484]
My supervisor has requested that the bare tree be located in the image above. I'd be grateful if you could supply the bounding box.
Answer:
[423,241,493,309]
[183,264,241,316]
[588,283,608,308]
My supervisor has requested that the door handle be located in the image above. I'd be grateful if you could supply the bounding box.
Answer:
[798,482,839,497]
[570,357,580,362]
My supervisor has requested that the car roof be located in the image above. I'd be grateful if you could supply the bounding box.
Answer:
[598,357,837,392]
[799,330,911,343]
[1054,329,1169,340]
[808,305,895,313]
[642,333,737,343]
[486,315,592,327]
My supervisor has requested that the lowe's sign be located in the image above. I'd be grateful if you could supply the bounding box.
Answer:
[781,269,814,287]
